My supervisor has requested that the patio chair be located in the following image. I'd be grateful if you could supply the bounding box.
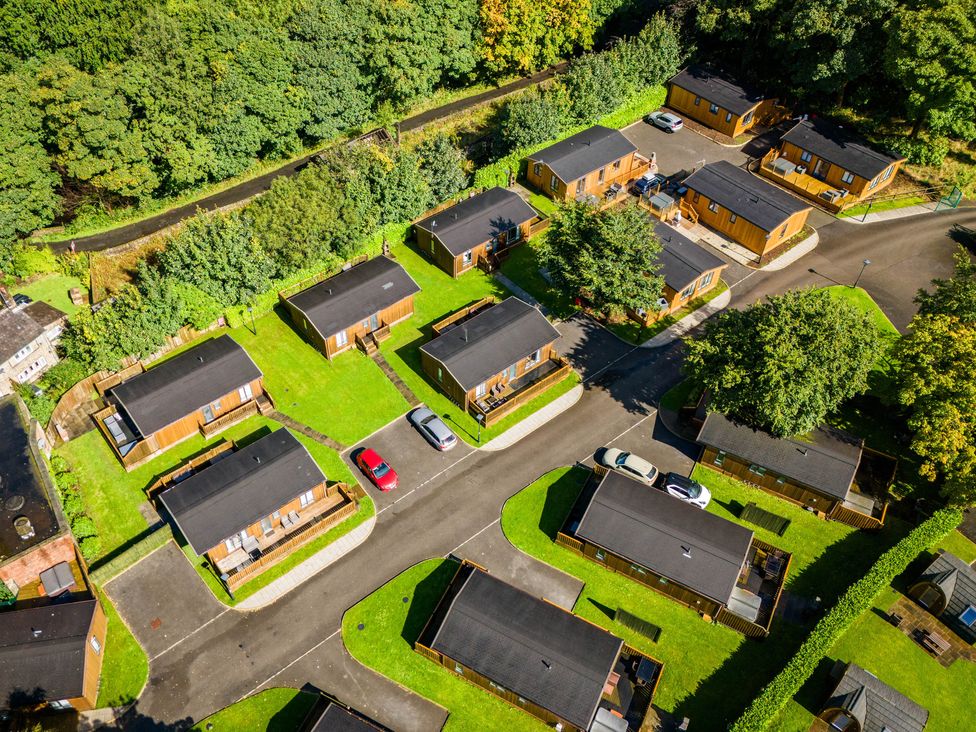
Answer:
[287,510,300,526]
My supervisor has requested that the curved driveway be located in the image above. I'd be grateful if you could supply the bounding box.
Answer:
[111,207,976,730]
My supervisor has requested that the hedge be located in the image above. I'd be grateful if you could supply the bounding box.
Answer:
[89,525,174,586]
[731,507,963,732]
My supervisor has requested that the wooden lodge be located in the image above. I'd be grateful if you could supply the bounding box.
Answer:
[526,125,650,202]
[817,662,929,732]
[157,429,357,593]
[557,468,791,638]
[696,411,894,530]
[760,118,906,211]
[666,67,776,138]
[94,335,268,471]
[908,550,976,645]
[628,221,728,327]
[282,256,420,359]
[416,560,662,732]
[414,188,540,277]
[682,161,812,264]
[420,297,569,427]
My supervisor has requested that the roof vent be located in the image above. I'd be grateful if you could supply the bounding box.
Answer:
[14,516,35,540]
[254,455,261,464]
[463,327,468,343]
[4,495,25,512]
[382,282,394,290]
[541,659,551,670]
[431,220,437,228]
[197,355,205,362]
[32,628,42,638]
[798,447,808,456]
[681,545,692,559]
[453,212,458,220]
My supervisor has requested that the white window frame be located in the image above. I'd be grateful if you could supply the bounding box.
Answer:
[708,201,719,213]
[694,96,701,106]
[49,700,73,710]
[729,212,737,224]
[462,250,473,266]
[709,103,719,114]
[725,111,733,123]
[527,350,540,366]
[742,110,754,125]
[335,329,348,348]
[238,383,253,402]
[550,174,558,192]
[598,167,605,184]
[11,344,32,364]
[840,170,855,185]
[508,225,521,244]
[576,177,586,195]
[299,489,315,508]
[700,271,714,288]
[475,382,487,398]
[533,162,541,177]
[261,517,273,534]
[800,150,812,163]
[680,283,696,299]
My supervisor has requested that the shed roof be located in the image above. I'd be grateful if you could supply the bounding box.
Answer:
[425,564,623,730]
[306,700,388,732]
[574,470,753,604]
[684,160,811,232]
[697,412,862,502]
[109,335,262,437]
[668,67,767,116]
[287,256,420,339]
[420,297,560,391]
[0,599,98,706]
[527,125,638,184]
[0,395,61,562]
[158,429,325,555]
[654,222,727,292]
[917,551,976,642]
[0,301,66,364]
[414,188,538,256]
[824,663,928,732]
[781,118,905,181]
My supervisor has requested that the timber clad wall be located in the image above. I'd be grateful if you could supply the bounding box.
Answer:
[526,153,637,202]
[556,530,723,618]
[666,85,774,138]
[203,479,335,562]
[284,296,414,359]
[684,189,809,257]
[415,643,585,732]
[417,222,533,278]
[777,140,902,201]
[628,268,725,326]
[76,600,107,711]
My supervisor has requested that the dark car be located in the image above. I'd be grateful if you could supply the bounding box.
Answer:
[408,407,458,451]
[661,472,711,508]
[630,174,666,197]
[12,293,31,306]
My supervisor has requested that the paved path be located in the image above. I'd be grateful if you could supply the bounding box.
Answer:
[640,289,731,348]
[494,272,547,314]
[481,384,583,450]
[267,410,344,451]
[371,351,420,407]
[42,64,568,254]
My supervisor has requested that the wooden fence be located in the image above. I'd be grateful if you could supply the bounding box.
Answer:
[471,357,572,428]
[146,441,236,502]
[94,363,145,396]
[528,218,550,236]
[431,297,497,335]
[828,502,886,530]
[47,368,112,444]
[225,495,358,592]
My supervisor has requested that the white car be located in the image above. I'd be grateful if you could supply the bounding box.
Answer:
[661,472,711,509]
[599,448,659,486]
[646,111,684,133]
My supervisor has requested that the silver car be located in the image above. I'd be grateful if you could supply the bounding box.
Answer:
[409,407,458,451]
[646,110,684,133]
[599,447,659,486]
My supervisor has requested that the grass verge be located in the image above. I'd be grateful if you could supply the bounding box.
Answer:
[190,688,318,732]
[838,195,929,218]
[10,273,85,315]
[96,589,149,708]
[342,558,548,731]
[501,466,908,727]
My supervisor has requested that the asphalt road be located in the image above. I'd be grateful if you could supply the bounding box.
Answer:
[42,64,568,255]
[109,208,975,730]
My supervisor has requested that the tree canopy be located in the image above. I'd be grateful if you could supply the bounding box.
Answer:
[684,289,883,437]
[915,247,976,321]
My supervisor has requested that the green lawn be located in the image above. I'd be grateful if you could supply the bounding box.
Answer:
[778,530,976,732]
[183,495,374,606]
[528,193,558,217]
[838,195,928,218]
[58,415,356,563]
[229,312,410,446]
[190,688,318,731]
[820,285,900,338]
[342,558,549,731]
[11,273,85,315]
[380,242,580,446]
[96,589,149,708]
[500,466,908,728]
[659,379,700,413]
[499,236,576,319]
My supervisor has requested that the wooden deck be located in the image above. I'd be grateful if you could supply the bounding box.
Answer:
[887,595,976,667]
[16,557,86,601]
[471,357,573,428]
[758,150,844,210]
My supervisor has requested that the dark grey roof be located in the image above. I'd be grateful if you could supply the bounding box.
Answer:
[0,301,66,364]
[669,67,767,116]
[825,663,928,732]
[0,599,97,707]
[287,257,420,339]
[158,429,324,555]
[427,566,623,729]
[527,125,638,184]
[421,297,560,391]
[575,470,753,603]
[782,119,904,180]
[685,161,810,232]
[918,551,976,643]
[415,188,538,256]
[109,335,262,437]
[307,701,387,732]
[654,222,727,292]
[0,396,61,562]
[697,412,862,501]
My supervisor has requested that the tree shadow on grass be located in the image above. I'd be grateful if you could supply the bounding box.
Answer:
[538,467,590,541]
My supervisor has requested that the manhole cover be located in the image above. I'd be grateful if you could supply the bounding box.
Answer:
[402,596,409,603]
[357,623,365,631]
[150,618,162,630]
[4,495,24,512]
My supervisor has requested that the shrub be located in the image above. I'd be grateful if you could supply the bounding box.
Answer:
[10,243,58,278]
[14,382,55,426]
[731,507,963,731]
[78,536,102,564]
[56,252,90,281]
[0,581,14,604]
[70,515,98,540]
[884,136,950,167]
[49,454,70,475]
[499,88,569,152]
[564,51,631,124]
[39,358,88,395]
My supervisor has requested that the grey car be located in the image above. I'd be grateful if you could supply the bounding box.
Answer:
[409,407,458,451]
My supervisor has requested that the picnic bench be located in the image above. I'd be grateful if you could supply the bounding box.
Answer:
[918,629,951,656]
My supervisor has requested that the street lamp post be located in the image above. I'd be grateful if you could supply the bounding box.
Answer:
[852,259,871,289]
[248,306,256,335]
[476,413,484,444]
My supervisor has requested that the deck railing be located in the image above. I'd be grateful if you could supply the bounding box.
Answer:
[470,357,573,427]
[93,405,160,469]
[200,400,258,439]
[146,441,236,501]
[431,297,497,335]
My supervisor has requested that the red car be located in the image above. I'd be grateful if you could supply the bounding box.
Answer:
[356,448,398,492]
